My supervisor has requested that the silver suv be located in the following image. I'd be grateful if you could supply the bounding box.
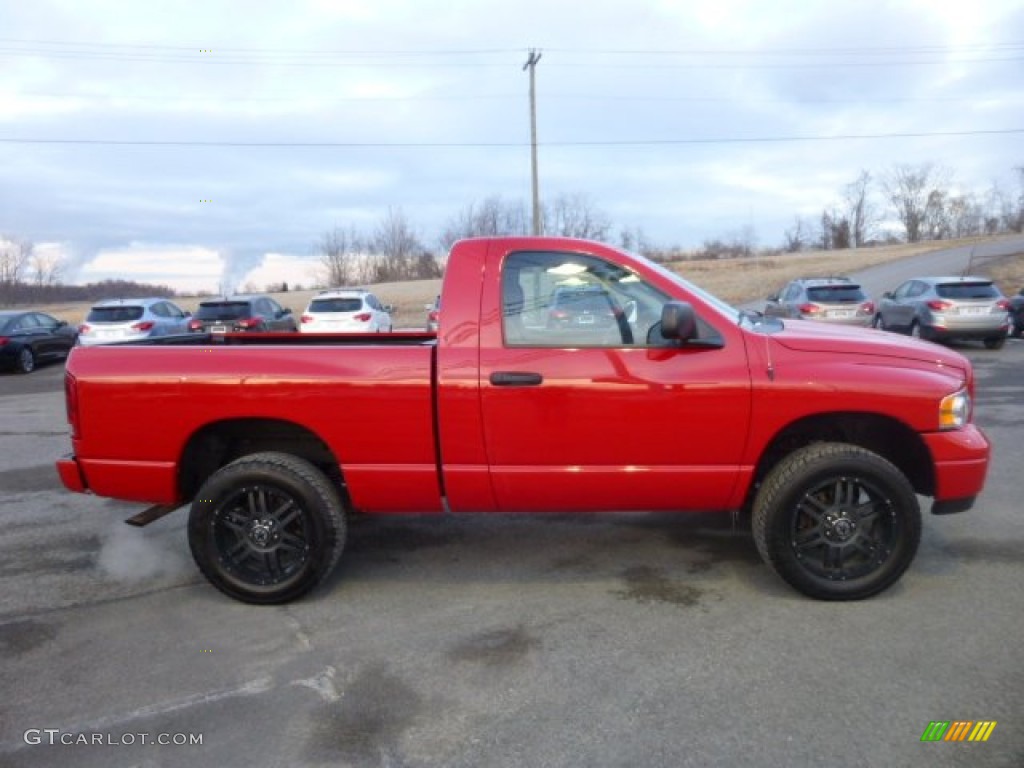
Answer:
[764,277,874,327]
[78,298,193,346]
[874,276,1010,349]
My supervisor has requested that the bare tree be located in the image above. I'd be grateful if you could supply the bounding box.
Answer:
[843,170,876,247]
[315,226,364,287]
[372,207,425,282]
[782,216,810,253]
[0,235,33,287]
[542,193,612,239]
[883,164,951,243]
[29,247,64,287]
[438,196,529,251]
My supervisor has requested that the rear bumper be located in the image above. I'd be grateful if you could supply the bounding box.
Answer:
[56,455,88,493]
[55,454,179,503]
[923,425,990,512]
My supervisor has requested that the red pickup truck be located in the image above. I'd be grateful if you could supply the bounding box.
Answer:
[57,236,990,604]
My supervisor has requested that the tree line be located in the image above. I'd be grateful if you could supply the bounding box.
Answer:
[2,161,1022,301]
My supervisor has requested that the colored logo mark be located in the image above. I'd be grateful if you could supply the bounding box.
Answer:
[921,721,997,742]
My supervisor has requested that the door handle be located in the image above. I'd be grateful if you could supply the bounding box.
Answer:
[489,371,543,387]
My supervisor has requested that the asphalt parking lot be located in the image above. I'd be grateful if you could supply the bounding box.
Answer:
[0,340,1021,768]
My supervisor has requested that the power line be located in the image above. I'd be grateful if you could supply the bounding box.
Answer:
[1,128,1020,148]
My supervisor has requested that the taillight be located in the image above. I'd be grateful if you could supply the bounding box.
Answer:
[0,336,8,346]
[859,301,875,314]
[798,303,823,315]
[427,310,439,323]
[78,324,91,334]
[65,372,80,440]
[236,317,261,329]
[188,319,202,331]
[132,321,155,331]
[300,315,314,324]
[996,299,1011,311]
[927,300,953,311]
[551,310,569,320]
[354,312,372,322]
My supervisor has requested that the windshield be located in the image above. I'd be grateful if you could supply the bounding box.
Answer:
[637,254,744,324]
[196,302,251,320]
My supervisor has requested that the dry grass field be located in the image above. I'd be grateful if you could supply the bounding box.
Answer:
[31,236,1022,330]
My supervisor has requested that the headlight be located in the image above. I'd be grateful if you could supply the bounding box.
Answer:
[939,389,971,430]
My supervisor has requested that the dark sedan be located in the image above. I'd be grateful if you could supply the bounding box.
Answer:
[0,310,78,373]
[188,295,297,333]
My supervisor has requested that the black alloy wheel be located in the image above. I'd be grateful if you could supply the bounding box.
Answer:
[753,443,921,600]
[188,452,346,604]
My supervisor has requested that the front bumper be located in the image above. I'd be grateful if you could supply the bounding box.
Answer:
[923,424,990,513]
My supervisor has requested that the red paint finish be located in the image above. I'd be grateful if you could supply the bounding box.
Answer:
[58,236,990,519]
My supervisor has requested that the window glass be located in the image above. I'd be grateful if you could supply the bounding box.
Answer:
[86,306,145,323]
[310,297,362,312]
[806,285,866,302]
[935,282,999,300]
[501,251,682,347]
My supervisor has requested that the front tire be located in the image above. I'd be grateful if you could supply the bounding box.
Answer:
[752,443,921,601]
[188,452,346,604]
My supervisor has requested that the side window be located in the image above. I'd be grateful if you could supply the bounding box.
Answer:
[150,303,168,318]
[17,314,41,331]
[501,251,671,348]
[783,283,801,302]
[908,281,928,298]
[33,313,56,329]
[892,282,912,300]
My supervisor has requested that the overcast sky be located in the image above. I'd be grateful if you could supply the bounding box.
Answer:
[1,0,1022,293]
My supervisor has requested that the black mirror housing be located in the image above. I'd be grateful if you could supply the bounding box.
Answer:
[660,301,697,341]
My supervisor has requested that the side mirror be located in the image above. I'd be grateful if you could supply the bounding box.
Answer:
[384,305,395,313]
[282,308,292,316]
[56,320,68,328]
[766,294,779,303]
[659,301,697,342]
[882,291,894,300]
[183,311,192,317]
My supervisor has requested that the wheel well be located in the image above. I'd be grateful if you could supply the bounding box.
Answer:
[178,418,347,505]
[749,413,934,509]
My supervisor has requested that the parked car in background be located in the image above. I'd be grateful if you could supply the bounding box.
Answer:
[764,277,874,327]
[300,289,392,333]
[874,276,1010,349]
[77,298,193,347]
[0,310,78,373]
[189,295,297,333]
[425,295,440,332]
[1009,288,1024,337]
[547,285,621,329]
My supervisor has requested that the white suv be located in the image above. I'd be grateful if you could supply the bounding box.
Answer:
[300,289,393,333]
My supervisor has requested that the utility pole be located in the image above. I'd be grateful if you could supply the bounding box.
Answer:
[523,49,542,235]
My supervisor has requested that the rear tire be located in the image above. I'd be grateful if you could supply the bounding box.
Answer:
[16,347,35,374]
[752,443,921,601]
[871,314,885,330]
[983,336,1005,350]
[188,452,346,604]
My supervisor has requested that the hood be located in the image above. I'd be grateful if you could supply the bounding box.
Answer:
[769,319,970,374]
